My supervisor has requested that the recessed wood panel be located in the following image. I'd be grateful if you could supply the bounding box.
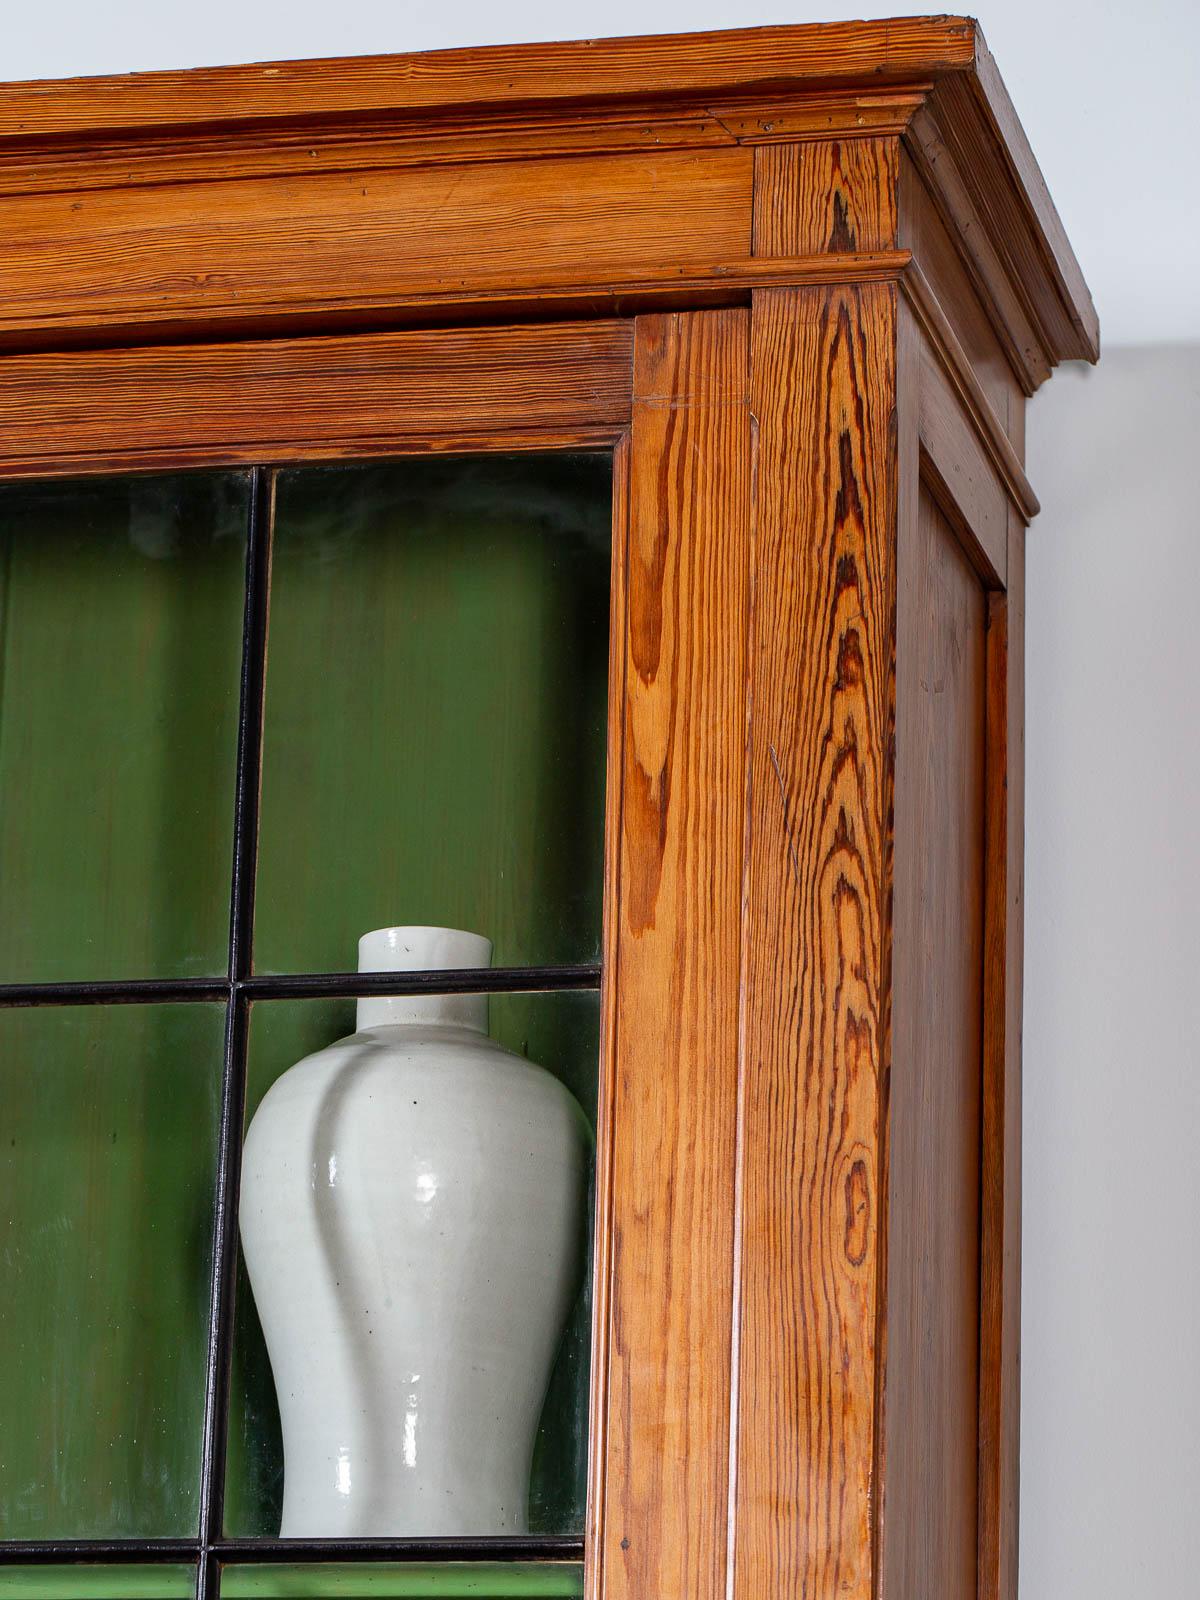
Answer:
[0,147,751,341]
[881,478,987,1600]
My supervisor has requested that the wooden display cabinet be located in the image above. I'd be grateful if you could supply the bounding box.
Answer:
[0,16,1096,1600]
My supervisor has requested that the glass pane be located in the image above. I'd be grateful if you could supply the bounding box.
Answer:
[0,471,248,982]
[226,988,598,1538]
[0,1002,225,1537]
[0,1570,195,1599]
[253,455,611,973]
[221,1566,582,1599]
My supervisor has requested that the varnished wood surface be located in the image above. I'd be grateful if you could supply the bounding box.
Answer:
[586,429,631,1598]
[0,20,1095,374]
[592,310,750,1600]
[0,251,911,354]
[915,328,1013,583]
[977,519,1026,1600]
[0,321,633,478]
[0,146,752,343]
[899,150,1028,424]
[752,138,898,256]
[882,468,988,1600]
[0,19,978,138]
[733,282,895,1599]
[952,41,1099,361]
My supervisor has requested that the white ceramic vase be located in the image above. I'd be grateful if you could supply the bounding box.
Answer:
[238,925,589,1536]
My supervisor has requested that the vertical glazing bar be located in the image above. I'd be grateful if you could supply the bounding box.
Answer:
[197,467,274,1600]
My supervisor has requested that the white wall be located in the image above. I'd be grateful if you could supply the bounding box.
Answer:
[1022,346,1200,1598]
[5,4,1198,1595]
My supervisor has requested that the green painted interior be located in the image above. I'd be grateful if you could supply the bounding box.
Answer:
[220,1564,582,1598]
[0,1566,195,1598]
[253,456,612,974]
[0,472,248,983]
[225,990,599,1538]
[0,1003,225,1538]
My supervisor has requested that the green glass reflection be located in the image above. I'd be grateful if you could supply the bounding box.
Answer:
[253,455,611,974]
[224,990,598,1538]
[0,1569,195,1599]
[0,1003,225,1537]
[221,1565,582,1598]
[0,470,249,982]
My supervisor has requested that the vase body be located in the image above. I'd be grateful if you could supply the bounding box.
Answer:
[238,926,589,1536]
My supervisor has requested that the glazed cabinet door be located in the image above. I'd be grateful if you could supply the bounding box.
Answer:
[0,311,757,1600]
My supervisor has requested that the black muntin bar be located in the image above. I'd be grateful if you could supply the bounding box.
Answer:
[0,977,229,1008]
[242,964,602,1000]
[213,1535,585,1562]
[0,965,601,1010]
[0,1536,584,1566]
[196,465,275,1600]
[0,1541,200,1564]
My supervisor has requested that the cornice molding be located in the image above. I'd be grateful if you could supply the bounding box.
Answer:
[0,19,977,142]
[0,20,1096,373]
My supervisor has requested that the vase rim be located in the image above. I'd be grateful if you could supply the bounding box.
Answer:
[356,925,494,991]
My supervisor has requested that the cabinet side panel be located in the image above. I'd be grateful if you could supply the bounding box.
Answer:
[733,283,896,1600]
[592,309,751,1600]
[882,477,988,1597]
[898,150,1026,434]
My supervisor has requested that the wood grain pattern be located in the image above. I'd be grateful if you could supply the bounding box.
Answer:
[592,310,750,1600]
[0,321,633,478]
[903,105,1050,395]
[880,466,988,1600]
[957,39,1099,361]
[0,110,739,198]
[916,332,1012,584]
[712,90,924,145]
[0,147,751,343]
[906,263,1036,524]
[733,282,896,1599]
[977,516,1025,1600]
[0,251,911,354]
[752,138,898,256]
[899,151,1028,423]
[0,20,979,139]
[586,429,631,1594]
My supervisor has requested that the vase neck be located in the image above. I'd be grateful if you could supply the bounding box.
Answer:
[355,925,492,1033]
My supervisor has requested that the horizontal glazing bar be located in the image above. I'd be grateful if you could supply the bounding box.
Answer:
[213,1541,583,1563]
[0,966,602,1010]
[0,1541,582,1566]
[241,966,602,999]
[0,979,230,1007]
[0,1545,200,1564]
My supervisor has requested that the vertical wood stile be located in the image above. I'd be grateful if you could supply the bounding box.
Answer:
[733,282,897,1599]
[752,140,899,257]
[977,512,1025,1600]
[590,309,752,1600]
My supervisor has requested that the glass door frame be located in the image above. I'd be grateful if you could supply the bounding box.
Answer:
[0,310,755,1600]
